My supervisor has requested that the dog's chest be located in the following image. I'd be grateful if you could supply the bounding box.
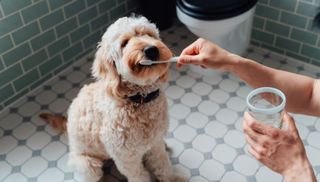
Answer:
[104,95,169,146]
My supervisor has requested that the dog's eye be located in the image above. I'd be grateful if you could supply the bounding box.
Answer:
[121,39,129,48]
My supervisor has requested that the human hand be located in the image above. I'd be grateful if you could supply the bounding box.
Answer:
[243,112,316,182]
[177,38,240,70]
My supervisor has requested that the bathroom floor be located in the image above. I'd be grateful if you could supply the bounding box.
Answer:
[1,22,320,182]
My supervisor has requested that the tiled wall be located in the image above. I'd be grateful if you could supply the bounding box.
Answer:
[251,0,320,67]
[0,0,139,111]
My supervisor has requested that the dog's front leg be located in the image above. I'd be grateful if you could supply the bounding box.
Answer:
[144,140,188,182]
[69,154,104,182]
[113,154,151,182]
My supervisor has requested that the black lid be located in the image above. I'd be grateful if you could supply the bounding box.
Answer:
[177,0,258,20]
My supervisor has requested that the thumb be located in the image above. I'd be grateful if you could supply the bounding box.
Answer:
[282,112,298,133]
[178,55,202,65]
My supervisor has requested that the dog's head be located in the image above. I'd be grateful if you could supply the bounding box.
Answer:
[92,16,172,97]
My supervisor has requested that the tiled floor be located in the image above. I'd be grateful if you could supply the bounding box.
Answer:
[1,22,320,182]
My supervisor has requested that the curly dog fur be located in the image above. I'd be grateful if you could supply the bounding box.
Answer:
[42,16,187,182]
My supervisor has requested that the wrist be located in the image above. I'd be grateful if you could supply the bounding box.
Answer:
[222,53,248,72]
[282,159,316,182]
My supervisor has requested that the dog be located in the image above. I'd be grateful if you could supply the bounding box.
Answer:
[40,16,187,182]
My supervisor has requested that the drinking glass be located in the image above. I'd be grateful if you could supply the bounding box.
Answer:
[246,87,286,129]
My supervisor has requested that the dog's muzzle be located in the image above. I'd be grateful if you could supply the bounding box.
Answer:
[144,46,159,61]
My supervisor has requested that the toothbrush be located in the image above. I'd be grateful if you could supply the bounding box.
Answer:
[139,56,179,65]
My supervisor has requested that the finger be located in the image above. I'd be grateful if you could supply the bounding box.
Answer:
[176,63,182,69]
[244,112,280,138]
[180,40,199,56]
[243,120,264,143]
[248,146,262,161]
[178,55,203,65]
[245,134,271,156]
[243,112,266,135]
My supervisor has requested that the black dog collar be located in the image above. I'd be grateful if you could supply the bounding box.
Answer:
[128,89,160,104]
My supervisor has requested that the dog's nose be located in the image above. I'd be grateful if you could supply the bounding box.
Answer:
[143,46,159,61]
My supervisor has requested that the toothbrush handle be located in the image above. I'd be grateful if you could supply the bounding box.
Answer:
[170,56,179,62]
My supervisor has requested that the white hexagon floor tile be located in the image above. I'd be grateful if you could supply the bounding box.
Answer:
[0,22,320,182]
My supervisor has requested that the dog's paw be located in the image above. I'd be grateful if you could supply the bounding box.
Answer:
[170,174,188,182]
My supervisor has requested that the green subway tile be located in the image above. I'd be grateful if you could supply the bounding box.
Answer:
[280,11,307,28]
[30,73,52,89]
[12,22,40,45]
[79,6,98,25]
[39,55,62,75]
[0,13,23,37]
[261,44,285,54]
[56,17,78,37]
[53,61,73,75]
[0,7,3,18]
[297,2,316,17]
[255,4,280,21]
[0,64,23,85]
[253,16,264,29]
[117,0,125,4]
[48,36,70,56]
[0,35,14,54]
[4,88,29,106]
[258,0,269,4]
[75,47,94,60]
[291,28,317,45]
[0,0,32,15]
[62,43,83,62]
[30,30,56,51]
[269,0,296,11]
[99,0,116,13]
[84,31,101,48]
[64,0,86,18]
[70,25,90,43]
[250,40,261,47]
[301,45,320,60]
[3,43,31,66]
[0,84,14,103]
[285,51,311,63]
[127,0,139,10]
[39,9,64,30]
[110,4,126,20]
[275,37,300,52]
[13,69,40,91]
[251,29,274,44]
[21,1,49,23]
[311,60,320,67]
[0,58,4,71]
[91,13,109,30]
[48,0,66,10]
[265,20,290,37]
[22,49,47,71]
[87,0,102,7]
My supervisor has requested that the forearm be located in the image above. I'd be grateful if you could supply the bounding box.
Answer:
[225,54,318,115]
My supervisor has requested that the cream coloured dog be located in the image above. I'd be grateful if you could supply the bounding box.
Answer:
[41,16,187,182]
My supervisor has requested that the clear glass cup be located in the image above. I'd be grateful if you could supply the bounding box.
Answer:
[246,87,286,129]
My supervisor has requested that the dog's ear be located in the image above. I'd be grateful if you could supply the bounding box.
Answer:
[92,45,111,79]
[92,45,123,99]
